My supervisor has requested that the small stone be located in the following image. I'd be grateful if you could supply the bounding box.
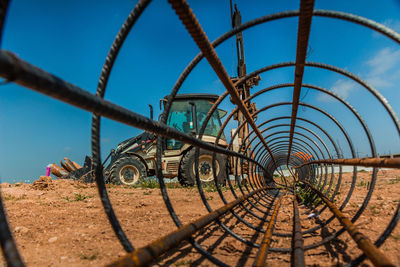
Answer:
[14,226,29,234]
[60,256,68,260]
[48,236,58,243]
[118,251,125,257]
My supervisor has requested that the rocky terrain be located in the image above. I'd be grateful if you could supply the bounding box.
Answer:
[0,169,399,266]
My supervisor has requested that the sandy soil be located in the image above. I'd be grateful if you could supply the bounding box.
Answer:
[0,169,399,266]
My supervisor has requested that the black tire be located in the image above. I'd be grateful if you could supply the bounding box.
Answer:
[178,148,227,186]
[109,156,146,185]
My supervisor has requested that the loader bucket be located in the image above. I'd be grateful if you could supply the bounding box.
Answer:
[50,163,69,178]
[51,156,94,183]
[61,157,79,172]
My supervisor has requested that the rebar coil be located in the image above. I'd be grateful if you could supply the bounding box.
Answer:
[0,0,400,266]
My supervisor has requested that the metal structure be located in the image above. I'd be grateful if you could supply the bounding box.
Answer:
[1,0,400,266]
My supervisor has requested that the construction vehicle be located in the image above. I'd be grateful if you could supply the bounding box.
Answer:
[52,3,257,186]
[52,93,229,186]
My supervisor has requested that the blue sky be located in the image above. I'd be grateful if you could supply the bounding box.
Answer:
[1,0,400,182]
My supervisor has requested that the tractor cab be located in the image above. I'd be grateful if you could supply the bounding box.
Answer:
[164,94,227,150]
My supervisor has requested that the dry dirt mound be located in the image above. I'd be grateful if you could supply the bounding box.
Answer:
[31,176,54,190]
[0,170,399,266]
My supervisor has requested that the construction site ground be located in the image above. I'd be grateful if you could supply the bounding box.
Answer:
[0,169,399,267]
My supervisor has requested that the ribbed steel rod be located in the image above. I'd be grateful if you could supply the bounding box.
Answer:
[303,181,394,267]
[0,1,399,266]
[292,196,305,266]
[253,195,283,267]
[287,0,315,163]
[108,187,273,267]
[294,157,400,169]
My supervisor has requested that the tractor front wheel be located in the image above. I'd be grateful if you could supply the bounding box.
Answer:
[178,148,227,186]
[109,156,146,185]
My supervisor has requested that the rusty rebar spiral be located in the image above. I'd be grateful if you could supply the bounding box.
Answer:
[0,0,399,266]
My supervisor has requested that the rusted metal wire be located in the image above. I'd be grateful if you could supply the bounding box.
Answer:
[287,0,315,163]
[303,181,394,267]
[253,195,283,267]
[292,196,306,267]
[295,157,400,169]
[91,0,152,252]
[108,187,272,267]
[0,0,400,266]
[0,1,24,266]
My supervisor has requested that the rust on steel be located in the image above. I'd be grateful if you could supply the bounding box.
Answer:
[65,157,82,169]
[304,181,394,267]
[167,0,280,169]
[50,164,68,177]
[292,196,305,267]
[294,157,400,169]
[63,158,78,172]
[108,187,278,267]
[253,195,283,267]
[287,0,315,162]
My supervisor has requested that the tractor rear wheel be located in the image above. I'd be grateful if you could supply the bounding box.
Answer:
[109,156,146,185]
[178,148,227,186]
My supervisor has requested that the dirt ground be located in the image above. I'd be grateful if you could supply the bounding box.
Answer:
[0,169,399,266]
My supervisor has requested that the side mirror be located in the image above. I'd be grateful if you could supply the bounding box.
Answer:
[189,101,197,134]
[148,104,153,120]
[159,98,166,110]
